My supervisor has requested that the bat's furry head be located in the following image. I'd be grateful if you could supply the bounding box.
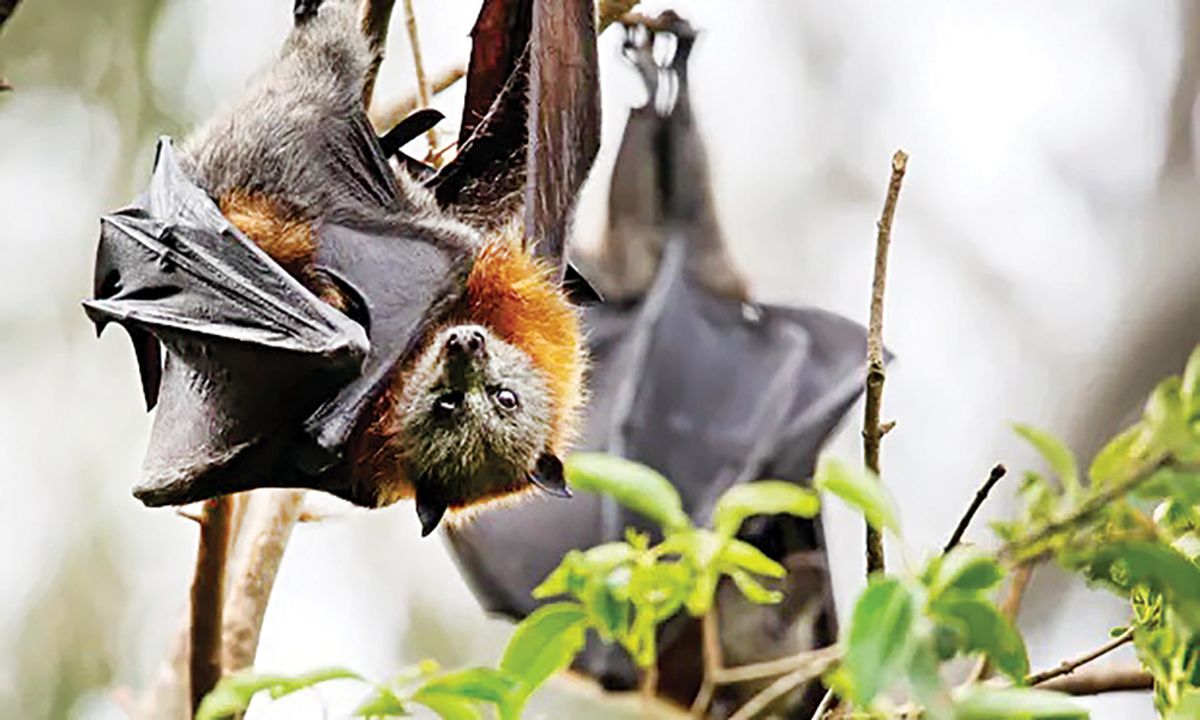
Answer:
[396,323,563,533]
[374,226,585,535]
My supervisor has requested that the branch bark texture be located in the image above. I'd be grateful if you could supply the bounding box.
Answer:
[863,149,908,575]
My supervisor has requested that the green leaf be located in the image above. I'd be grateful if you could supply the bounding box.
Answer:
[657,530,721,615]
[953,686,1088,719]
[907,641,953,720]
[929,595,1029,682]
[196,668,364,720]
[726,567,783,604]
[843,576,917,706]
[926,547,1004,597]
[1086,541,1200,629]
[1014,424,1079,500]
[1089,426,1146,487]
[413,693,482,720]
[1167,688,1200,720]
[720,538,786,579]
[628,563,690,621]
[417,667,520,705]
[1183,346,1200,411]
[1143,378,1191,455]
[353,687,408,717]
[711,481,819,538]
[565,453,690,531]
[500,603,587,702]
[813,456,899,532]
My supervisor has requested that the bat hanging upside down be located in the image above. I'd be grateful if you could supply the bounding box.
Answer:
[85,0,600,535]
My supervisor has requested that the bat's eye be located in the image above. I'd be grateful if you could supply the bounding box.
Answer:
[494,388,519,410]
[435,391,464,415]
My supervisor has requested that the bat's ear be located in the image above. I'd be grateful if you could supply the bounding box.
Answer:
[528,452,569,498]
[416,489,448,537]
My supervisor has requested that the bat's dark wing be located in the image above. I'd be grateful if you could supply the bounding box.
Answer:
[430,0,599,278]
[86,139,465,507]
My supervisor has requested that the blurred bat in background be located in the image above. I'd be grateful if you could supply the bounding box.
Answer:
[84,0,599,535]
[447,11,870,716]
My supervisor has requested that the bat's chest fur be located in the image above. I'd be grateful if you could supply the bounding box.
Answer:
[220,193,585,510]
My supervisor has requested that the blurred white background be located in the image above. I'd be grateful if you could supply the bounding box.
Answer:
[3,0,1197,717]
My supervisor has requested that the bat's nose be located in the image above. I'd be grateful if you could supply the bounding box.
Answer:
[446,327,486,358]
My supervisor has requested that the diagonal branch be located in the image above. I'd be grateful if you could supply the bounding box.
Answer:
[944,464,1007,553]
[222,490,307,672]
[1025,627,1136,687]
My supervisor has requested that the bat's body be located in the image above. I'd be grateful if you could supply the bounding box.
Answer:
[447,14,860,713]
[87,0,596,534]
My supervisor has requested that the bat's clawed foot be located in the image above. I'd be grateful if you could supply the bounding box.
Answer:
[619,10,698,114]
[293,0,322,23]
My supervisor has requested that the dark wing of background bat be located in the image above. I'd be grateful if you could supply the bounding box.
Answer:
[427,0,600,282]
[446,13,868,715]
[0,0,20,31]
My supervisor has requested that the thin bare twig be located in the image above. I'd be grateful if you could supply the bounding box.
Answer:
[944,464,1008,553]
[863,149,909,575]
[398,0,439,161]
[190,496,232,712]
[727,653,841,720]
[812,688,836,720]
[714,646,841,685]
[641,661,658,709]
[359,0,397,105]
[1026,628,1136,687]
[222,490,307,672]
[690,609,723,716]
[1036,664,1153,695]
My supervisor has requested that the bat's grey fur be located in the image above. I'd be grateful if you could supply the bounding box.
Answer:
[178,0,558,521]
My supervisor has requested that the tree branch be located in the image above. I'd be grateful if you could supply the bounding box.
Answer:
[359,0,397,105]
[221,490,307,672]
[690,609,723,716]
[189,496,232,712]
[1025,628,1136,687]
[712,646,841,685]
[726,651,841,720]
[1036,664,1153,696]
[944,464,1007,553]
[398,0,440,162]
[863,149,908,575]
